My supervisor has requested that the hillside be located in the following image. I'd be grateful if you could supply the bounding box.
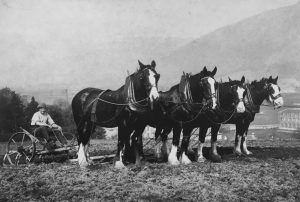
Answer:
[158,2,300,92]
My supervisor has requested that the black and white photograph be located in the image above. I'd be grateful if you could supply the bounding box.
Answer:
[0,0,300,201]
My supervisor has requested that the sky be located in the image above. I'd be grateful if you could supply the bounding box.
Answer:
[0,0,298,91]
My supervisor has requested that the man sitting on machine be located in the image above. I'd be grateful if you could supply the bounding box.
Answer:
[31,103,68,148]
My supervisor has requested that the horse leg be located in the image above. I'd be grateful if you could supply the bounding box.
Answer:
[154,127,163,160]
[77,121,95,167]
[114,125,130,169]
[210,124,222,162]
[123,136,133,163]
[241,122,252,155]
[198,126,208,162]
[161,127,172,160]
[180,126,193,165]
[233,123,243,156]
[132,125,146,167]
[168,125,181,165]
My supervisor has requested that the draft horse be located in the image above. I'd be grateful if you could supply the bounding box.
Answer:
[179,76,247,163]
[72,60,160,168]
[233,76,283,155]
[128,66,218,165]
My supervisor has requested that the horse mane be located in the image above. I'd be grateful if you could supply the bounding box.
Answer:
[250,78,269,85]
[220,80,242,86]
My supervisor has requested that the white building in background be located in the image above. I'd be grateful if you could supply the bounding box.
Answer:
[278,108,300,131]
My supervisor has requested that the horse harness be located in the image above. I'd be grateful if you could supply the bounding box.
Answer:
[87,76,150,124]
[244,84,260,113]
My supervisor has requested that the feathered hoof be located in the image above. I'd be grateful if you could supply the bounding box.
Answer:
[168,157,180,166]
[209,151,222,163]
[78,159,90,168]
[233,149,243,156]
[197,156,206,163]
[114,161,126,169]
[243,150,253,156]
[180,153,192,165]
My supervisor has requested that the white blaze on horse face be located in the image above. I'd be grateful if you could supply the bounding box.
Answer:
[148,70,159,102]
[207,77,217,110]
[236,86,246,113]
[270,84,284,108]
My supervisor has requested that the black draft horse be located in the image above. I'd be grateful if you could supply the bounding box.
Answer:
[127,66,218,166]
[72,60,160,168]
[179,76,247,163]
[233,76,283,155]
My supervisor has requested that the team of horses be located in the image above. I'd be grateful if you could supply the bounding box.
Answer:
[72,60,284,168]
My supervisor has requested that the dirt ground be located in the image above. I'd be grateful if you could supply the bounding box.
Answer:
[0,137,300,201]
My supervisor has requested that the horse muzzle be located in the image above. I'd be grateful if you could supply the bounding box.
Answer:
[273,97,283,109]
[148,86,159,110]
[236,101,246,113]
[204,98,218,111]
[149,86,159,102]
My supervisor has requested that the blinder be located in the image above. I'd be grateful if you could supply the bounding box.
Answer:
[199,76,217,105]
[265,83,282,100]
[230,84,246,105]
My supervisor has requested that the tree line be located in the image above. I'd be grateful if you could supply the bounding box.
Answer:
[0,87,105,141]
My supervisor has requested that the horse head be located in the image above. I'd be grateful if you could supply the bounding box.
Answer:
[133,60,160,106]
[198,66,218,110]
[265,76,283,109]
[228,76,246,113]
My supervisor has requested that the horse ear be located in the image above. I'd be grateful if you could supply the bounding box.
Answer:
[151,60,156,68]
[268,76,272,81]
[241,76,245,84]
[212,66,217,76]
[203,66,207,73]
[274,76,278,84]
[138,60,145,69]
[228,77,232,82]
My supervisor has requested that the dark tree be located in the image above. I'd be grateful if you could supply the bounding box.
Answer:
[0,88,25,141]
[24,96,39,129]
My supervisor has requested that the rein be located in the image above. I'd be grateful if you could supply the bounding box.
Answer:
[164,75,213,124]
[203,82,245,124]
[87,75,153,124]
[203,108,237,125]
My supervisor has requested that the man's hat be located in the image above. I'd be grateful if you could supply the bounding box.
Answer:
[37,103,47,109]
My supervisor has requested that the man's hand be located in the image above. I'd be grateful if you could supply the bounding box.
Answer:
[52,124,62,131]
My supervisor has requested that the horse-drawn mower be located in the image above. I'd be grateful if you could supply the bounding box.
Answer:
[2,127,78,166]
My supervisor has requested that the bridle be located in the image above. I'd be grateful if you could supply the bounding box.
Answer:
[139,68,159,95]
[199,76,217,109]
[203,82,247,125]
[231,84,246,106]
[264,83,282,102]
